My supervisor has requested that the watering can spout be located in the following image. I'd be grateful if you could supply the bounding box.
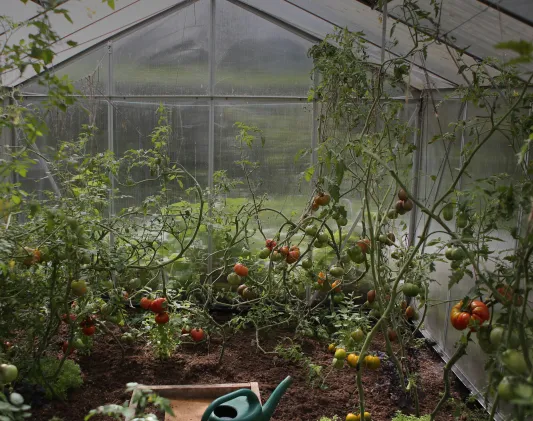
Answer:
[261,376,293,420]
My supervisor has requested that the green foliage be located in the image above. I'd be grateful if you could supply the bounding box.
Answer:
[33,358,83,400]
[316,416,341,421]
[0,392,31,420]
[494,40,533,64]
[391,413,430,421]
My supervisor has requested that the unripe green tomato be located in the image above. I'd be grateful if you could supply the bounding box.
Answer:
[442,203,454,221]
[301,258,313,269]
[456,213,468,229]
[340,253,351,264]
[332,357,344,369]
[258,248,271,259]
[314,241,326,249]
[337,217,348,226]
[329,266,345,277]
[305,225,318,236]
[317,232,329,242]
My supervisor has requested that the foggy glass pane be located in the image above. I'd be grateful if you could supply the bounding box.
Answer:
[16,99,108,200]
[112,100,208,210]
[20,46,109,96]
[214,102,313,247]
[215,0,314,96]
[113,0,209,96]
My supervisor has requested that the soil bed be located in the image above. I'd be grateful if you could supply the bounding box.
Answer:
[33,329,469,421]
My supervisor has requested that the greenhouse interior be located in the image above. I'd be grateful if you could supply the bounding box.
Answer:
[1,0,533,420]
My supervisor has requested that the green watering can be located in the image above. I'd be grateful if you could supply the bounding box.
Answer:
[201,376,293,421]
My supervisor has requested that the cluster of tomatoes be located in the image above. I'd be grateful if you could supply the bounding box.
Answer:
[140,297,170,325]
[311,192,331,211]
[139,297,205,341]
[394,188,414,216]
[259,239,301,266]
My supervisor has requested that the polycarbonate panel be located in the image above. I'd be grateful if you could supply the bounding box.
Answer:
[113,0,209,96]
[215,1,314,96]
[112,100,208,209]
[214,102,313,245]
[19,46,109,96]
[417,100,464,347]
[389,0,533,74]
[16,99,108,200]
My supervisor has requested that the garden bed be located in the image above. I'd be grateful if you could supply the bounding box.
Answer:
[32,329,474,421]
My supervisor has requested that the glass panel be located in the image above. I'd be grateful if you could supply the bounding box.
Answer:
[417,100,464,348]
[214,102,313,249]
[16,99,108,200]
[215,0,314,96]
[20,46,109,96]
[113,0,209,96]
[112,100,209,210]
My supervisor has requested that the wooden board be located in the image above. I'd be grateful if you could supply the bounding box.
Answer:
[127,383,261,421]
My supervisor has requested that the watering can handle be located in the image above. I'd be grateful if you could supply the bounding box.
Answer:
[201,388,259,421]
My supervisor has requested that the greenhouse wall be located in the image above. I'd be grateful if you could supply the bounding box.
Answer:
[12,0,526,417]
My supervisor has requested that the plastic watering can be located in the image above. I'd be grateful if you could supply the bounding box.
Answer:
[201,376,293,421]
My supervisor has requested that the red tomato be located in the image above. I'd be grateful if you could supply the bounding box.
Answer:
[286,250,300,264]
[155,312,170,325]
[181,326,191,335]
[79,316,96,328]
[496,285,524,307]
[311,200,319,211]
[82,325,96,336]
[367,290,376,303]
[279,246,290,256]
[315,193,331,206]
[265,239,277,251]
[190,328,205,342]
[140,297,153,310]
[62,341,75,355]
[450,300,490,331]
[150,298,167,314]
[234,263,249,277]
[357,239,370,254]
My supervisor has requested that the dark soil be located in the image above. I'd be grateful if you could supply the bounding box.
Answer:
[32,328,468,421]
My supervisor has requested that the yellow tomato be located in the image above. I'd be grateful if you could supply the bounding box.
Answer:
[364,355,381,370]
[328,343,336,353]
[346,414,358,421]
[346,353,359,368]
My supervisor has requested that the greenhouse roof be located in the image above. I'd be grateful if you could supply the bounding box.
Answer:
[2,0,533,91]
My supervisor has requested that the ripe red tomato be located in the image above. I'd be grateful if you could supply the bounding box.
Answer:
[496,285,524,307]
[388,329,398,342]
[190,328,205,342]
[82,325,96,336]
[265,239,277,251]
[234,263,249,277]
[311,200,319,211]
[367,290,376,303]
[79,316,96,328]
[150,298,167,314]
[279,246,290,256]
[155,312,170,325]
[286,248,300,264]
[450,300,490,331]
[62,341,75,355]
[140,297,153,310]
[357,239,370,254]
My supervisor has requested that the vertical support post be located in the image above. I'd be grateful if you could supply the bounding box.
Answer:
[380,0,388,65]
[515,103,532,247]
[107,40,115,248]
[306,67,320,304]
[408,95,424,246]
[207,0,216,279]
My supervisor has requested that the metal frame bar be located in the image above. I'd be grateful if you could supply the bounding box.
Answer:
[207,0,216,278]
[225,0,322,43]
[408,97,423,246]
[107,40,115,246]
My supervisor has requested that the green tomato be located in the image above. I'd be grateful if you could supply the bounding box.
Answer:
[351,328,364,343]
[337,217,348,227]
[402,282,420,297]
[271,251,284,262]
[451,248,466,261]
[329,266,345,277]
[71,280,88,297]
[305,225,318,236]
[317,231,329,242]
[445,248,454,260]
[387,209,398,219]
[340,253,351,264]
[332,293,344,304]
[0,364,18,383]
[332,357,344,369]
[456,213,468,229]
[301,258,313,269]
[442,203,454,221]
[314,241,326,249]
[128,277,141,290]
[502,350,528,375]
[227,272,242,285]
[498,376,533,404]
[490,327,521,349]
[258,248,271,259]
